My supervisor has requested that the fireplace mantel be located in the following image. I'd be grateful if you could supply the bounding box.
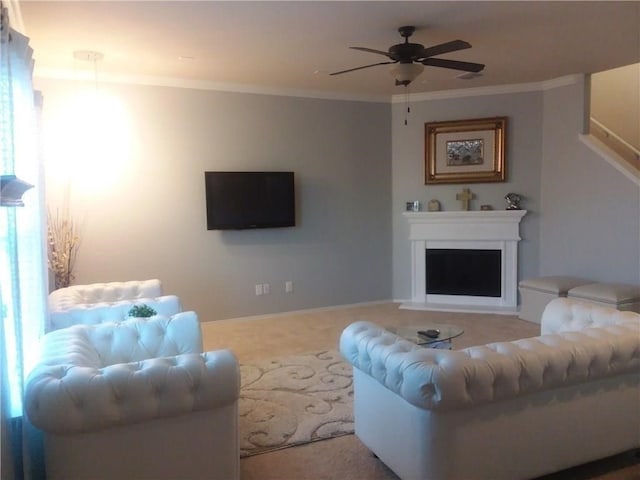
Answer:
[402,210,527,314]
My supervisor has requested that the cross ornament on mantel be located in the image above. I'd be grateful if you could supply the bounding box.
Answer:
[456,188,475,211]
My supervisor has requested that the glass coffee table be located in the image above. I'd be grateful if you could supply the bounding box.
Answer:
[386,323,464,349]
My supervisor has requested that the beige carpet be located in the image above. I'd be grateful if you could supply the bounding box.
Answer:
[239,350,353,457]
[201,302,639,480]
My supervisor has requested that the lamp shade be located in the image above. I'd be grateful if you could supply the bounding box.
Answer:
[389,63,424,86]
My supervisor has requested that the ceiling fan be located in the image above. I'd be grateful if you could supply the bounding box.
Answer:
[331,26,485,86]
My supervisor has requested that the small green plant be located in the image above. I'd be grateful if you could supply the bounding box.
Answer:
[128,304,157,318]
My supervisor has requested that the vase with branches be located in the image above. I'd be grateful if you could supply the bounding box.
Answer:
[47,208,81,290]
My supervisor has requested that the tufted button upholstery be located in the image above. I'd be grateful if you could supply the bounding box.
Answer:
[48,294,183,332]
[46,279,186,333]
[340,300,640,412]
[541,297,638,334]
[48,279,163,309]
[340,298,640,480]
[25,312,240,435]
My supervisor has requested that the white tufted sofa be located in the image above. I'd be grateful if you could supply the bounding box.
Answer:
[340,298,640,480]
[47,279,182,332]
[25,312,240,480]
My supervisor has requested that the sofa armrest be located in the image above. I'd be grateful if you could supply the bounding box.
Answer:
[47,295,182,332]
[340,319,640,412]
[25,349,239,434]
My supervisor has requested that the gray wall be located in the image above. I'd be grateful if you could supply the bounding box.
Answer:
[391,77,639,301]
[38,79,392,321]
[391,90,543,300]
[540,78,640,284]
[38,74,639,321]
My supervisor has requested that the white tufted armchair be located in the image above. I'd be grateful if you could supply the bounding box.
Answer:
[47,279,182,332]
[25,312,240,480]
[340,298,640,480]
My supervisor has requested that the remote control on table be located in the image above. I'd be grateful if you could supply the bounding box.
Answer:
[417,329,440,339]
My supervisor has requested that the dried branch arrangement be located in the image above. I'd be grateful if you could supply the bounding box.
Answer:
[47,208,81,290]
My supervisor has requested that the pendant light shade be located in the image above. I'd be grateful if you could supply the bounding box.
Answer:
[389,63,424,86]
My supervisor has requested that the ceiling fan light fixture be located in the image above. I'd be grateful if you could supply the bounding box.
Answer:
[389,63,424,86]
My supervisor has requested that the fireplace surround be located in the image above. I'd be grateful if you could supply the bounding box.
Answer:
[401,210,527,313]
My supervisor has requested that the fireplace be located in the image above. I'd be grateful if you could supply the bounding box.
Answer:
[402,210,526,313]
[426,249,501,297]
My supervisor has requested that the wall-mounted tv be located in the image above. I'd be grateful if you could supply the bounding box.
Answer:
[204,171,295,230]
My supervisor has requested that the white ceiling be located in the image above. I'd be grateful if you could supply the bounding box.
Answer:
[18,1,640,100]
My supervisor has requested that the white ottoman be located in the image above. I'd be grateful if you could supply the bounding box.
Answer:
[518,276,592,323]
[567,282,640,312]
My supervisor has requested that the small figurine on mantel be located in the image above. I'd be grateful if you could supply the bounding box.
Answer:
[427,199,441,212]
[456,188,475,211]
[504,193,522,210]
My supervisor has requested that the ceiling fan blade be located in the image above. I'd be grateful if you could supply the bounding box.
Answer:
[420,40,471,58]
[422,57,485,73]
[330,61,397,76]
[350,46,393,58]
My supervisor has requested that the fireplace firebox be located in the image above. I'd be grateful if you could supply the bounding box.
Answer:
[426,249,501,297]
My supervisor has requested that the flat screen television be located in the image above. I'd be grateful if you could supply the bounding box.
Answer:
[204,171,295,230]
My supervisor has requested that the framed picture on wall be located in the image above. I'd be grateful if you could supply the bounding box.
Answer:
[424,117,507,184]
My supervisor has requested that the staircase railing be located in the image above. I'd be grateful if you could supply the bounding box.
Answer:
[590,118,640,169]
[579,117,640,186]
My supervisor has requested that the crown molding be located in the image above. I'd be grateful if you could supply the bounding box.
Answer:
[33,66,389,103]
[539,74,584,90]
[35,65,583,104]
[390,74,584,103]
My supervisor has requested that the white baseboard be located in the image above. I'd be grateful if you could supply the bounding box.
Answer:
[202,299,395,324]
[399,301,519,315]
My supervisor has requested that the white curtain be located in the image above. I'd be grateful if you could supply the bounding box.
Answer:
[1,2,48,478]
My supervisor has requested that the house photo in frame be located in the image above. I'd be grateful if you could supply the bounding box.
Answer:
[424,117,507,184]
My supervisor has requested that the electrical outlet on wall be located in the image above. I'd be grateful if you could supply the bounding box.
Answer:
[262,283,270,295]
[255,284,263,296]
[285,281,293,293]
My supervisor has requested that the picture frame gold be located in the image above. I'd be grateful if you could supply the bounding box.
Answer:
[425,117,507,184]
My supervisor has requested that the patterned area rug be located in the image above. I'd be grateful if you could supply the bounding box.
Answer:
[239,350,354,457]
